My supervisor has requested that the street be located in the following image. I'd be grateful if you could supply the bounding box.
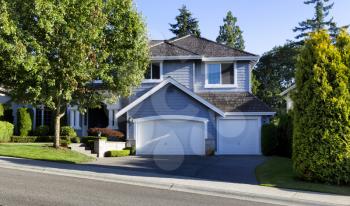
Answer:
[0,167,279,206]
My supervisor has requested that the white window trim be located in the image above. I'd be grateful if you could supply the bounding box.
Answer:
[143,61,163,83]
[204,62,238,88]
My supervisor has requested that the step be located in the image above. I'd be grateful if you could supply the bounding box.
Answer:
[69,143,97,158]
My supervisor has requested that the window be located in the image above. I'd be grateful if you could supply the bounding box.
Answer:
[206,63,236,87]
[144,62,161,82]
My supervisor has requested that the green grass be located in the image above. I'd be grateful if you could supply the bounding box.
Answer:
[256,156,350,196]
[0,143,95,164]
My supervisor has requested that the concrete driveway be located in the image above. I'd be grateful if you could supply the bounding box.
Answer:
[88,155,265,184]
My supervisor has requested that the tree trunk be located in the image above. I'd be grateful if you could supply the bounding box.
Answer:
[53,107,65,148]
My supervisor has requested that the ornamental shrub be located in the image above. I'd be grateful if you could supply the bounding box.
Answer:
[88,127,124,139]
[33,125,50,136]
[0,121,14,142]
[60,126,77,137]
[105,149,130,157]
[0,104,4,117]
[292,30,350,184]
[261,123,278,156]
[17,108,32,136]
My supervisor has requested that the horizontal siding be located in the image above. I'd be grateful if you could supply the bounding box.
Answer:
[194,61,250,92]
[163,61,193,90]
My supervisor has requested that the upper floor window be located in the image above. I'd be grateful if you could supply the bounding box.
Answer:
[144,62,162,82]
[205,63,236,88]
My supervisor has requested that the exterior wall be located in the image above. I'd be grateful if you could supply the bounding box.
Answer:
[162,61,194,90]
[194,61,250,92]
[94,139,126,158]
[127,84,217,144]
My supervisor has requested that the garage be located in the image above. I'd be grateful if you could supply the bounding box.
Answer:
[135,116,207,155]
[217,117,261,155]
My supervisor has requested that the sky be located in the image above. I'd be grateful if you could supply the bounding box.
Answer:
[133,0,350,55]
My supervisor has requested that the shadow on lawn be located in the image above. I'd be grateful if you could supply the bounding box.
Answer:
[0,155,265,185]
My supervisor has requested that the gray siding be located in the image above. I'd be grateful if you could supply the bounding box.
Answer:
[194,61,250,92]
[163,61,193,90]
[127,84,217,142]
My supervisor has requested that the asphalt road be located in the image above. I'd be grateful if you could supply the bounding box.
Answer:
[0,167,279,206]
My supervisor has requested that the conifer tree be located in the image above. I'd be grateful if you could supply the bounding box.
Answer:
[169,5,200,37]
[216,11,245,50]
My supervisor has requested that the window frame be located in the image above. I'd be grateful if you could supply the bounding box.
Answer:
[204,62,238,88]
[143,61,163,83]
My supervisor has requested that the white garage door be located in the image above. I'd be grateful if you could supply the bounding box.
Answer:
[135,117,206,155]
[217,118,261,155]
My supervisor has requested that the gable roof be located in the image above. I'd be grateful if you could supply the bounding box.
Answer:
[115,78,225,118]
[150,35,258,60]
[197,92,274,113]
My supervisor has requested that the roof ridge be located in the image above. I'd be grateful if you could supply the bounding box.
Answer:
[164,40,200,56]
[180,34,258,57]
[168,34,192,43]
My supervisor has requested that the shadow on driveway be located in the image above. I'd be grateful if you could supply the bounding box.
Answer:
[0,155,265,185]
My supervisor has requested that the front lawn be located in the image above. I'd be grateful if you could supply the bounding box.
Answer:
[0,143,95,164]
[256,156,350,196]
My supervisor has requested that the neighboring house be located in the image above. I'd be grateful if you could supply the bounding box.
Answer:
[280,84,295,111]
[2,35,275,155]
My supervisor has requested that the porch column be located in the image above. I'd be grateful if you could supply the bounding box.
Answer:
[108,109,119,129]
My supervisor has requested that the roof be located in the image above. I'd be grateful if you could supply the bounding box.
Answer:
[280,84,296,96]
[150,35,258,59]
[115,78,225,118]
[197,92,274,113]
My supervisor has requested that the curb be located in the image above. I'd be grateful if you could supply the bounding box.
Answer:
[0,160,348,206]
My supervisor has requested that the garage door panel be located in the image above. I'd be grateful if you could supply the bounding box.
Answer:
[136,119,205,155]
[218,119,260,155]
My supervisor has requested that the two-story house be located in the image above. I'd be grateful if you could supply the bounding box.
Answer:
[2,35,274,155]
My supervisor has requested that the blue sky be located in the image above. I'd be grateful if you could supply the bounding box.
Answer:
[134,0,350,55]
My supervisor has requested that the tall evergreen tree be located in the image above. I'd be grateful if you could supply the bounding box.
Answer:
[292,30,350,184]
[216,11,245,50]
[169,5,200,37]
[293,0,343,40]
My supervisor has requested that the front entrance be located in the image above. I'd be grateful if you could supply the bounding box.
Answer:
[88,106,109,129]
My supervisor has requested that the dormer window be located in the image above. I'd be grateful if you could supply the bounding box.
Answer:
[205,62,237,88]
[143,62,162,83]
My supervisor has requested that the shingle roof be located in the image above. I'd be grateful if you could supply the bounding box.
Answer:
[150,41,198,56]
[150,35,258,57]
[197,92,273,113]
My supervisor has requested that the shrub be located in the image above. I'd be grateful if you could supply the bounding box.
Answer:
[70,136,80,143]
[81,136,107,150]
[60,140,69,147]
[17,108,32,136]
[261,123,278,156]
[0,104,4,117]
[123,146,136,155]
[60,126,77,137]
[33,125,50,136]
[36,136,53,142]
[292,31,350,184]
[0,121,14,142]
[88,128,124,139]
[11,136,38,143]
[275,113,293,158]
[105,149,130,157]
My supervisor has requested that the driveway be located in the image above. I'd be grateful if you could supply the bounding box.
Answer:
[88,155,265,184]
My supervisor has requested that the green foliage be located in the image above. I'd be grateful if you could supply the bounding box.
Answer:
[17,108,32,136]
[11,136,53,143]
[253,42,300,112]
[275,113,293,157]
[70,136,80,143]
[293,0,346,40]
[292,30,350,184]
[169,5,200,37]
[216,11,245,50]
[124,146,136,155]
[0,121,14,142]
[34,125,50,136]
[261,123,278,156]
[105,149,130,157]
[0,104,4,117]
[0,0,149,147]
[60,126,77,137]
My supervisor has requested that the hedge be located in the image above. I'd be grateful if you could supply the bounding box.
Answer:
[17,108,32,136]
[0,104,4,117]
[88,128,124,139]
[261,123,278,156]
[0,121,14,142]
[105,149,130,157]
[11,136,53,143]
[124,146,136,155]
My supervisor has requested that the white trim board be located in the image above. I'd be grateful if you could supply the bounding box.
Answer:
[115,78,225,118]
[225,112,276,116]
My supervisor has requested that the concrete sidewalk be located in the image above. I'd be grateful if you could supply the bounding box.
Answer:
[0,156,348,206]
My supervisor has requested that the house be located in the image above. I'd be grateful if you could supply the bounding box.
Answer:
[280,84,295,111]
[2,35,275,155]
